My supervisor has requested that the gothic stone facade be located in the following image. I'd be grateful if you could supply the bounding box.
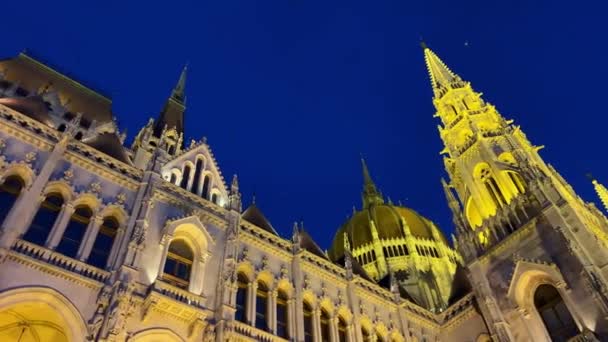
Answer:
[0,47,605,342]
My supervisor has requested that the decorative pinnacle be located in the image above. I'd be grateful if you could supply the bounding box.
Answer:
[171,63,188,103]
[589,174,608,213]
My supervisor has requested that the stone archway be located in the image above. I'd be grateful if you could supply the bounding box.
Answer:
[0,287,87,342]
[129,328,185,342]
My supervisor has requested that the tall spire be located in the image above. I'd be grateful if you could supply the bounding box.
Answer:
[154,64,188,138]
[592,178,608,213]
[361,158,384,208]
[171,63,188,104]
[422,45,464,98]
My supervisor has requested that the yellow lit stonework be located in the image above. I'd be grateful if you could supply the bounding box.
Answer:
[0,45,606,342]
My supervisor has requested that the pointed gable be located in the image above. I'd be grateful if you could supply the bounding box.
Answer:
[242,203,278,235]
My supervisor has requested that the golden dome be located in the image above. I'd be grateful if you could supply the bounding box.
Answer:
[328,204,448,261]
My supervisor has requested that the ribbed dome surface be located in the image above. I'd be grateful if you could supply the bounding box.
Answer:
[328,204,448,261]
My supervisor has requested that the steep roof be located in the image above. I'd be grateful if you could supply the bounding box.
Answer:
[0,53,113,125]
[0,96,53,126]
[82,132,132,165]
[297,228,328,260]
[241,203,278,235]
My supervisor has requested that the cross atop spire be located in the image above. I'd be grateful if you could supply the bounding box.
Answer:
[423,45,464,98]
[171,63,188,104]
[360,157,384,208]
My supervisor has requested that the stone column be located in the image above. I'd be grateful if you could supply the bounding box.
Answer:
[46,203,75,249]
[77,215,104,261]
[248,282,257,326]
[313,308,321,342]
[329,316,338,342]
[157,235,172,279]
[287,298,295,339]
[270,289,278,334]
[106,226,125,270]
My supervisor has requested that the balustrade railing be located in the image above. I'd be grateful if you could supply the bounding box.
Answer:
[150,279,205,308]
[11,239,110,282]
[229,321,287,342]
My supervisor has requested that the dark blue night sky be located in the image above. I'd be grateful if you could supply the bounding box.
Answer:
[3,1,607,249]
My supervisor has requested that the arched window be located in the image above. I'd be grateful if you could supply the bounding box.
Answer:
[0,175,24,225]
[361,327,372,342]
[303,301,314,342]
[58,124,66,132]
[202,175,211,199]
[211,193,218,204]
[180,164,191,189]
[74,131,83,140]
[255,281,269,330]
[235,273,248,323]
[162,239,193,289]
[534,284,578,341]
[23,192,64,245]
[168,144,176,155]
[191,159,203,195]
[87,217,119,269]
[56,205,92,258]
[169,173,177,184]
[320,309,331,341]
[276,290,289,339]
[337,316,348,342]
[478,166,506,207]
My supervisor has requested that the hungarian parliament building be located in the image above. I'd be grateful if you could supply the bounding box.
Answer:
[0,45,607,342]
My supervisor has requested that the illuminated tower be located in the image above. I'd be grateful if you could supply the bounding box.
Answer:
[425,45,608,341]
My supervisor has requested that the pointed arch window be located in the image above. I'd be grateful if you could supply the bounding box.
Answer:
[0,175,24,225]
[88,216,119,269]
[303,301,314,342]
[478,166,506,207]
[534,284,578,341]
[168,144,176,155]
[23,192,63,245]
[180,164,191,189]
[56,205,92,258]
[320,309,331,341]
[337,316,348,342]
[202,175,211,199]
[235,273,248,323]
[255,281,269,330]
[162,239,193,289]
[276,290,289,339]
[191,159,203,195]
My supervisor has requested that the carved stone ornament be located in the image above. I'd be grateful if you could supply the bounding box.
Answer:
[63,168,74,182]
[280,264,289,279]
[90,182,102,194]
[116,192,127,205]
[24,151,37,164]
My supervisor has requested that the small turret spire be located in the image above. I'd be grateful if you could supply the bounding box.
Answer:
[360,157,384,208]
[423,45,464,98]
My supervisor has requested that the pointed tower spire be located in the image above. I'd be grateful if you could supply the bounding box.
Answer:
[154,64,188,139]
[422,45,464,98]
[360,157,384,208]
[171,63,188,104]
[591,177,608,213]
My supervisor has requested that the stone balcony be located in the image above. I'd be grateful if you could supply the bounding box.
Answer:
[227,321,289,342]
[9,239,110,286]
